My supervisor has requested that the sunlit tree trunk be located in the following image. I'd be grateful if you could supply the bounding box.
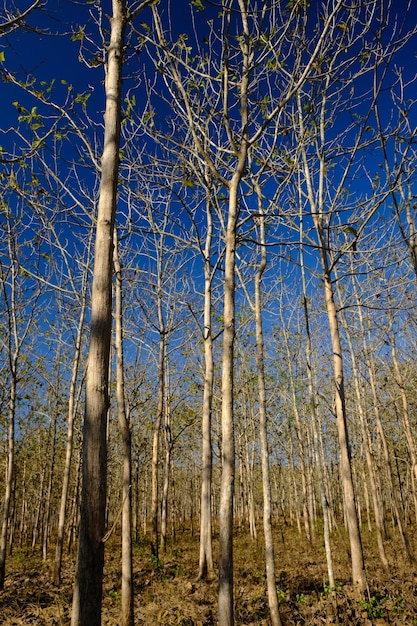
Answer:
[114,228,134,626]
[253,184,282,626]
[71,2,126,623]
[150,285,165,561]
[198,192,215,581]
[160,359,172,554]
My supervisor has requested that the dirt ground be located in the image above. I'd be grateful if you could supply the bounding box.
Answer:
[1,523,417,625]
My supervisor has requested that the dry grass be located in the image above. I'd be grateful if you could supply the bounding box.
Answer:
[1,522,417,624]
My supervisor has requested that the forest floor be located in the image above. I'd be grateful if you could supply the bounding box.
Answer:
[1,522,417,625]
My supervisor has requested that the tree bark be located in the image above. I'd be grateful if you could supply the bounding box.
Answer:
[71,2,126,624]
[114,228,134,626]
[198,192,215,581]
[253,184,282,626]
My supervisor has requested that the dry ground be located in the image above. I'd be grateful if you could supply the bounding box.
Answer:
[1,522,417,624]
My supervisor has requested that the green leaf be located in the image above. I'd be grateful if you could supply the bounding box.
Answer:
[190,0,205,10]
[0,51,5,62]
[71,26,85,42]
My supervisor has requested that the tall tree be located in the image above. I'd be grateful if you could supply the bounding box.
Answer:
[71,2,128,623]
[113,228,134,626]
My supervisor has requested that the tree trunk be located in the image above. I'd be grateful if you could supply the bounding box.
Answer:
[218,172,239,626]
[160,360,172,555]
[151,333,164,560]
[253,187,282,626]
[322,272,366,594]
[71,2,126,623]
[198,192,215,581]
[114,228,134,626]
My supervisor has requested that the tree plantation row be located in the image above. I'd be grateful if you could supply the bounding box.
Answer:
[1,1,417,625]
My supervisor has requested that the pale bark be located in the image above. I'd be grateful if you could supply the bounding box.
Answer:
[218,170,242,626]
[253,186,281,626]
[160,360,172,554]
[71,2,126,623]
[150,307,165,560]
[197,193,215,581]
[114,228,134,626]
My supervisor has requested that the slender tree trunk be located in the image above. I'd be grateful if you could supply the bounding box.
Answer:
[218,171,239,626]
[160,360,172,554]
[323,272,366,593]
[198,193,215,581]
[114,228,134,626]
[71,3,126,623]
[151,333,164,559]
[253,189,282,626]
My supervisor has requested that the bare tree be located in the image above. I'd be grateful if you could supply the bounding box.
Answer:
[113,228,134,626]
[71,2,128,623]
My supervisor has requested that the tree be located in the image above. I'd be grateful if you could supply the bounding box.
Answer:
[71,2,128,623]
[113,227,134,626]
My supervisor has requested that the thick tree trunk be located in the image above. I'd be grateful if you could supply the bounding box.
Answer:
[71,2,126,624]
